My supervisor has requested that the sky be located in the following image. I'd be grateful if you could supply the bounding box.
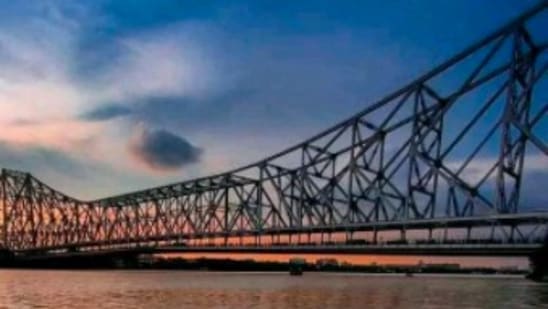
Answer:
[0,0,546,203]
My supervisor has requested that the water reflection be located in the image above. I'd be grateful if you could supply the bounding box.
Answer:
[0,270,547,308]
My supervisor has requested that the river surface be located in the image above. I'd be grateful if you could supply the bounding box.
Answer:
[1,270,547,308]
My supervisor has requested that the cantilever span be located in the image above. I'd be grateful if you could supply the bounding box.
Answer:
[1,2,547,257]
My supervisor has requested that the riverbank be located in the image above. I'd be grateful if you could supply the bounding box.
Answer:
[0,255,528,276]
[142,256,529,275]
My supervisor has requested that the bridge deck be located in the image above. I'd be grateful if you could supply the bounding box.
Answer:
[14,242,542,261]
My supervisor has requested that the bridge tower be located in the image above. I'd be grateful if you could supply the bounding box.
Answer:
[528,238,548,281]
[0,169,6,250]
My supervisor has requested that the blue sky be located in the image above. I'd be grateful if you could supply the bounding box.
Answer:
[0,0,546,200]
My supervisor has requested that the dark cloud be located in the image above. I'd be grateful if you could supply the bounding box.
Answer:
[0,142,88,177]
[0,141,177,200]
[9,118,40,126]
[84,90,248,132]
[80,104,132,121]
[129,127,202,171]
[131,91,246,129]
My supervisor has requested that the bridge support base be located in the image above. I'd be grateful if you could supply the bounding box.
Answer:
[528,246,548,282]
[0,249,15,267]
[0,252,142,269]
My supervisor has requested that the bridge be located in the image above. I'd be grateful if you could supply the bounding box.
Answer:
[1,2,548,271]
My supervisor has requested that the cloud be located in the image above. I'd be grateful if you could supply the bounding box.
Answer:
[0,2,107,155]
[0,6,83,125]
[0,142,87,178]
[0,141,119,198]
[444,154,548,210]
[0,3,219,193]
[446,154,548,185]
[83,21,228,106]
[0,140,188,200]
[129,126,202,171]
[80,104,132,121]
[8,118,41,126]
[83,26,419,137]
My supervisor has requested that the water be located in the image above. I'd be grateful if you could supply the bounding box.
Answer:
[1,270,547,308]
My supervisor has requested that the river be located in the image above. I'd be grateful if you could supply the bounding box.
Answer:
[0,270,547,308]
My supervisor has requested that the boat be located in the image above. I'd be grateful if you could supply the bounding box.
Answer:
[289,267,303,276]
[289,257,305,276]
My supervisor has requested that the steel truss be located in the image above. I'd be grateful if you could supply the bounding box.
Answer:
[1,2,547,254]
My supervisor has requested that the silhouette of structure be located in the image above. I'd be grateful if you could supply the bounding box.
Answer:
[1,3,547,268]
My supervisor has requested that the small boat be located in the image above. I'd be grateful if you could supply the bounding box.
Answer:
[289,267,303,276]
[289,257,305,276]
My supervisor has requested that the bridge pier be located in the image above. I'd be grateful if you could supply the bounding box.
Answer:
[0,248,14,267]
[0,251,143,269]
[528,245,548,282]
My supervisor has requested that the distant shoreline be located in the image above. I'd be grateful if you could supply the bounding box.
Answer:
[0,256,529,277]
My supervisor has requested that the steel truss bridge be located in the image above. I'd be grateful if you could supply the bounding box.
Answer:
[1,2,548,259]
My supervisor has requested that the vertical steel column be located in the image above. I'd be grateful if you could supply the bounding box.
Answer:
[496,29,536,214]
[406,86,444,219]
[1,170,7,248]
